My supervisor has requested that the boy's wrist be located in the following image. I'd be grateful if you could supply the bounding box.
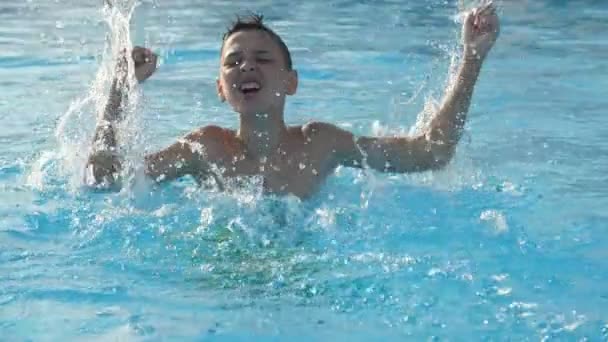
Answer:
[463,48,485,68]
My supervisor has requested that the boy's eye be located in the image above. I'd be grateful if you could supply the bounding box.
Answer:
[224,59,240,67]
[257,58,272,63]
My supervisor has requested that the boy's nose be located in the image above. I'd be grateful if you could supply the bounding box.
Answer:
[239,60,256,72]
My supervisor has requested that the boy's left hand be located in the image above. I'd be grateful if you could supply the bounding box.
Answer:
[463,1,500,61]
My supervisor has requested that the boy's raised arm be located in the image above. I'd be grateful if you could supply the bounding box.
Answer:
[85,47,157,188]
[337,2,500,173]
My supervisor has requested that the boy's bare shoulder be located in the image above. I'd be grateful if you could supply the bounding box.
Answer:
[186,125,235,140]
[300,121,355,147]
[183,125,240,156]
[301,121,353,140]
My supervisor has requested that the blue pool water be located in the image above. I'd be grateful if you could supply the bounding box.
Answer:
[2,0,608,340]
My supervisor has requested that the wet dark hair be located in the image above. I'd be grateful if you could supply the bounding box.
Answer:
[221,13,293,70]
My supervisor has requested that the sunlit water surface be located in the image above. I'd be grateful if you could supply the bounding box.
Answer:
[1,0,607,340]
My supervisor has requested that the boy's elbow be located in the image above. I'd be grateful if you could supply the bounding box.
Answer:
[398,144,455,173]
[427,144,456,170]
[384,153,450,173]
[84,151,123,191]
[427,156,451,171]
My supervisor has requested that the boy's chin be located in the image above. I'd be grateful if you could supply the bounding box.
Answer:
[235,104,273,117]
[237,109,270,117]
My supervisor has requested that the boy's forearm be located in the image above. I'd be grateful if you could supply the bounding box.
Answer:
[92,77,127,151]
[103,78,124,121]
[87,74,128,189]
[428,55,483,147]
[86,78,126,188]
[92,120,117,152]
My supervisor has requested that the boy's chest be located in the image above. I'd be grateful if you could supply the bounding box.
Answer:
[213,146,336,197]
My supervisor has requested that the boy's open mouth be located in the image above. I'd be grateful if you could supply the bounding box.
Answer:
[240,81,261,95]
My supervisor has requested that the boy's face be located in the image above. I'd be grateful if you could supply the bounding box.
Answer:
[217,30,297,116]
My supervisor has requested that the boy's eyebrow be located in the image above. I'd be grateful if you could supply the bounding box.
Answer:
[224,50,271,59]
[224,51,242,59]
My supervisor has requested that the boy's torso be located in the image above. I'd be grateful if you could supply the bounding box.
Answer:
[193,124,347,198]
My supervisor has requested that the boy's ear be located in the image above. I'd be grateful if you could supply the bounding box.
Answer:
[286,70,298,96]
[216,78,226,102]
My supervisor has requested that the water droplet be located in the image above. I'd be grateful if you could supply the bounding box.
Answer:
[497,287,512,296]
[312,168,318,175]
[275,92,281,97]
[299,163,306,170]
[480,210,509,233]
[55,21,64,29]
[491,274,509,282]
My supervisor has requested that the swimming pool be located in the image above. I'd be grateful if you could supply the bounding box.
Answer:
[1,0,607,340]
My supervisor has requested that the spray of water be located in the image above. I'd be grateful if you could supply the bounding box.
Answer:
[351,3,490,197]
[26,0,485,252]
[21,2,499,312]
[29,0,144,193]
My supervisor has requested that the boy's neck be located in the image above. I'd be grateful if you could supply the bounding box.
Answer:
[238,108,288,161]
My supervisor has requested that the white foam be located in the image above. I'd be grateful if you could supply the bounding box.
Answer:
[480,209,509,234]
[38,0,145,195]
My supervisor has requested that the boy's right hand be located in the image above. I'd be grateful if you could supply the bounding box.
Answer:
[132,46,158,83]
[462,2,499,61]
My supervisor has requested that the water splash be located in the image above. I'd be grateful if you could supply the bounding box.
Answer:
[29,0,143,193]
[24,0,488,300]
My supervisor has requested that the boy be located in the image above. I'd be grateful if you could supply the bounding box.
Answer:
[86,3,499,199]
